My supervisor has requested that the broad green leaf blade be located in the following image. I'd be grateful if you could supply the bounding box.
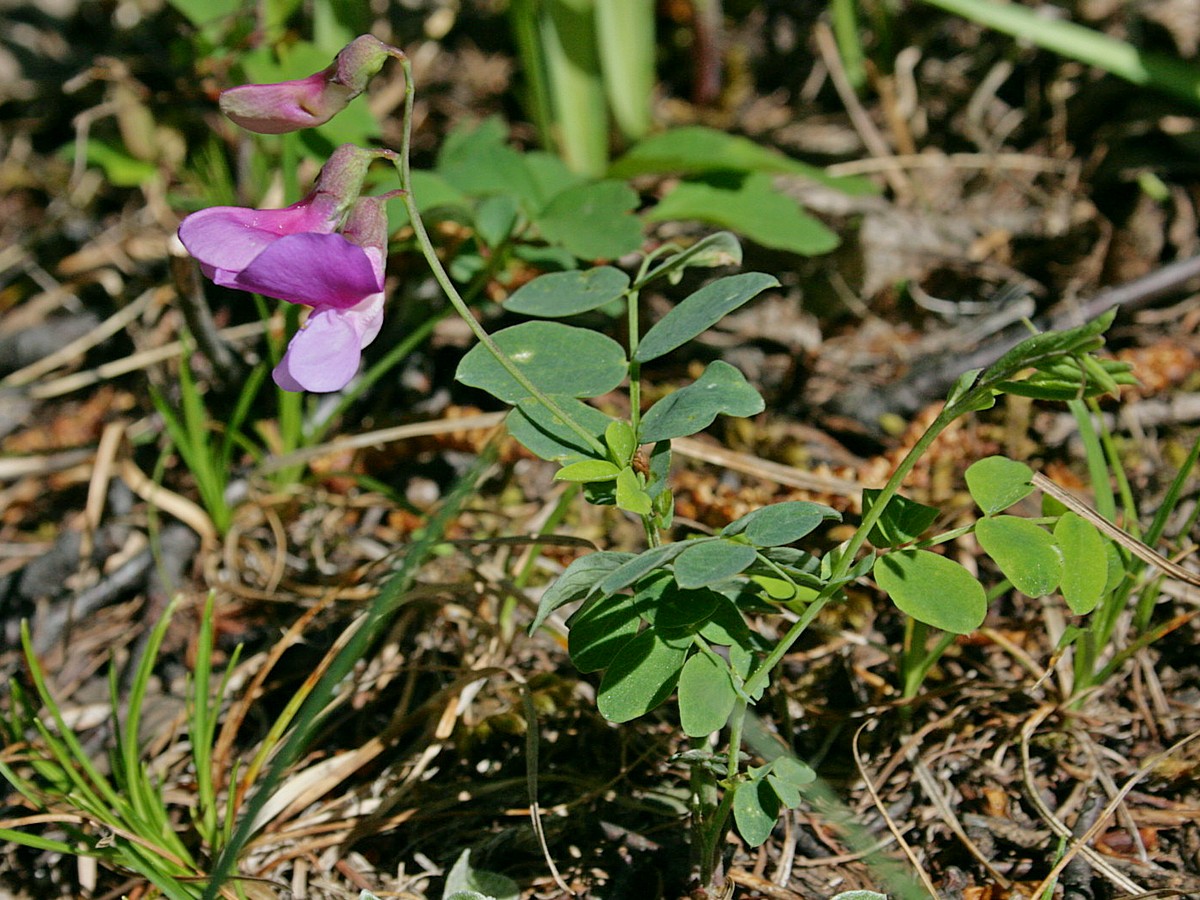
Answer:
[507,397,613,464]
[598,543,692,596]
[638,361,764,443]
[503,267,631,317]
[536,180,643,259]
[437,117,547,212]
[1054,512,1108,615]
[444,849,520,900]
[769,755,816,788]
[732,778,780,847]
[605,420,637,465]
[524,150,586,203]
[767,773,803,810]
[555,460,621,483]
[862,489,939,548]
[530,551,635,633]
[698,596,753,647]
[830,893,889,900]
[874,550,987,634]
[677,651,738,737]
[615,466,652,515]
[634,273,780,363]
[975,516,1063,598]
[568,594,642,673]
[650,583,723,636]
[474,194,519,249]
[966,456,1035,515]
[457,322,627,403]
[609,125,877,194]
[765,754,817,809]
[638,231,743,288]
[647,172,839,256]
[723,501,841,547]
[596,630,689,723]
[673,540,759,589]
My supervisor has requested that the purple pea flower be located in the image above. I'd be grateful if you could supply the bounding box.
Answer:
[178,145,395,392]
[269,197,390,393]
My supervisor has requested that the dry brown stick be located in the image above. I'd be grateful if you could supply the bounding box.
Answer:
[1019,704,1145,895]
[1028,727,1200,899]
[1032,473,1200,588]
[852,723,942,900]
[813,21,912,201]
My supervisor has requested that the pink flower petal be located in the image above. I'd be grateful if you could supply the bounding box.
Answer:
[230,232,383,309]
[219,73,341,134]
[178,202,339,279]
[272,309,362,392]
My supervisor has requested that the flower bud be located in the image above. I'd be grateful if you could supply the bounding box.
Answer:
[310,144,396,214]
[220,35,403,134]
[341,195,390,256]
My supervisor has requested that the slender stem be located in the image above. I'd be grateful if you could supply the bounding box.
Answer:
[393,57,607,458]
[743,405,960,699]
[627,287,642,433]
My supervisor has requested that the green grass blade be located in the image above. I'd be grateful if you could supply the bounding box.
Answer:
[201,441,501,899]
[918,0,1200,108]
[541,0,610,175]
[595,0,655,141]
[18,624,126,817]
[510,0,557,155]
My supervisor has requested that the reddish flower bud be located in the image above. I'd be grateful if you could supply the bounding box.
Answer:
[219,35,403,134]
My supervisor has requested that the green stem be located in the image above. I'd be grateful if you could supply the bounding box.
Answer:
[743,405,960,700]
[393,57,607,458]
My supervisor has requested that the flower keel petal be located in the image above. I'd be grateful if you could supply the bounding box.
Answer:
[273,309,363,392]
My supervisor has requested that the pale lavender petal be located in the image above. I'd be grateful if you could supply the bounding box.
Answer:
[272,309,362,392]
[344,291,385,349]
[178,202,339,278]
[229,232,383,309]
